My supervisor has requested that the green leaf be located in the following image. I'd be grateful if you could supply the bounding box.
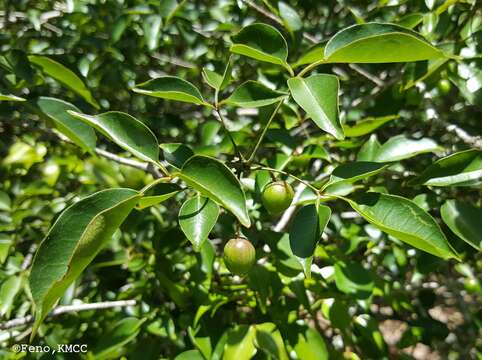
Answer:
[160,143,194,169]
[175,350,205,360]
[374,135,440,162]
[344,115,399,137]
[0,275,23,318]
[293,44,325,68]
[177,155,250,227]
[0,49,35,83]
[132,76,209,106]
[324,161,387,188]
[0,93,26,101]
[223,81,287,108]
[93,317,146,359]
[334,261,374,299]
[136,182,181,210]
[412,149,482,187]
[278,2,302,33]
[324,22,444,63]
[28,55,99,108]
[344,192,458,259]
[254,323,289,360]
[29,188,141,338]
[202,60,232,91]
[230,23,292,73]
[224,325,256,360]
[68,111,159,164]
[441,200,481,251]
[357,134,380,161]
[289,204,331,277]
[179,195,219,250]
[288,74,343,140]
[37,97,97,154]
[294,327,328,360]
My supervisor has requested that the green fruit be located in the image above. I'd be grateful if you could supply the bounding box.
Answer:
[464,278,481,293]
[437,79,451,95]
[223,238,256,275]
[261,181,294,214]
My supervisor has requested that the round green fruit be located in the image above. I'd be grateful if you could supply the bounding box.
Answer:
[437,79,451,95]
[261,181,294,214]
[223,238,256,275]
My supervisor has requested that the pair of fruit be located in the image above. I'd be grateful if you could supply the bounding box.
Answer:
[223,181,294,275]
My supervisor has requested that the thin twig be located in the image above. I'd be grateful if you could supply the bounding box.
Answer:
[247,100,284,163]
[0,300,137,331]
[213,108,245,161]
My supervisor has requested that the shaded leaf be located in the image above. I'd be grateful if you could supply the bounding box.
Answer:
[179,196,219,250]
[254,323,289,360]
[0,275,23,318]
[224,325,256,360]
[412,149,482,187]
[133,76,209,106]
[288,74,343,139]
[94,317,146,359]
[69,111,159,164]
[344,192,458,259]
[289,204,331,277]
[344,115,398,137]
[160,143,194,169]
[177,155,250,227]
[441,200,481,251]
[324,161,387,188]
[279,2,302,33]
[29,188,141,338]
[28,55,99,108]
[357,134,380,161]
[37,97,96,153]
[223,81,287,108]
[334,261,374,299]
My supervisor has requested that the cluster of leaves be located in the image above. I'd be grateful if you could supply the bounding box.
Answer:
[0,0,481,359]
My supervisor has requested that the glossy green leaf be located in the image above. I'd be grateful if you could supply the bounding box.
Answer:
[289,204,331,277]
[324,161,387,188]
[230,23,291,73]
[179,195,219,250]
[223,325,256,360]
[345,192,458,259]
[28,55,99,108]
[254,323,289,360]
[334,261,374,299]
[0,93,26,101]
[412,149,482,187]
[0,275,23,318]
[441,200,481,251]
[288,74,343,140]
[160,143,194,169]
[37,97,97,153]
[294,327,328,360]
[374,135,440,162]
[177,155,250,227]
[0,234,11,264]
[223,81,287,108]
[29,188,141,338]
[132,76,208,106]
[137,182,181,210]
[344,115,398,137]
[294,44,325,68]
[324,22,444,63]
[94,317,146,359]
[68,111,160,164]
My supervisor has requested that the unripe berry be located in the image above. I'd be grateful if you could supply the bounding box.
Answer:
[223,238,255,275]
[261,181,294,214]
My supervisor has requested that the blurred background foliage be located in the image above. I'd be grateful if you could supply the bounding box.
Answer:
[0,0,481,359]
